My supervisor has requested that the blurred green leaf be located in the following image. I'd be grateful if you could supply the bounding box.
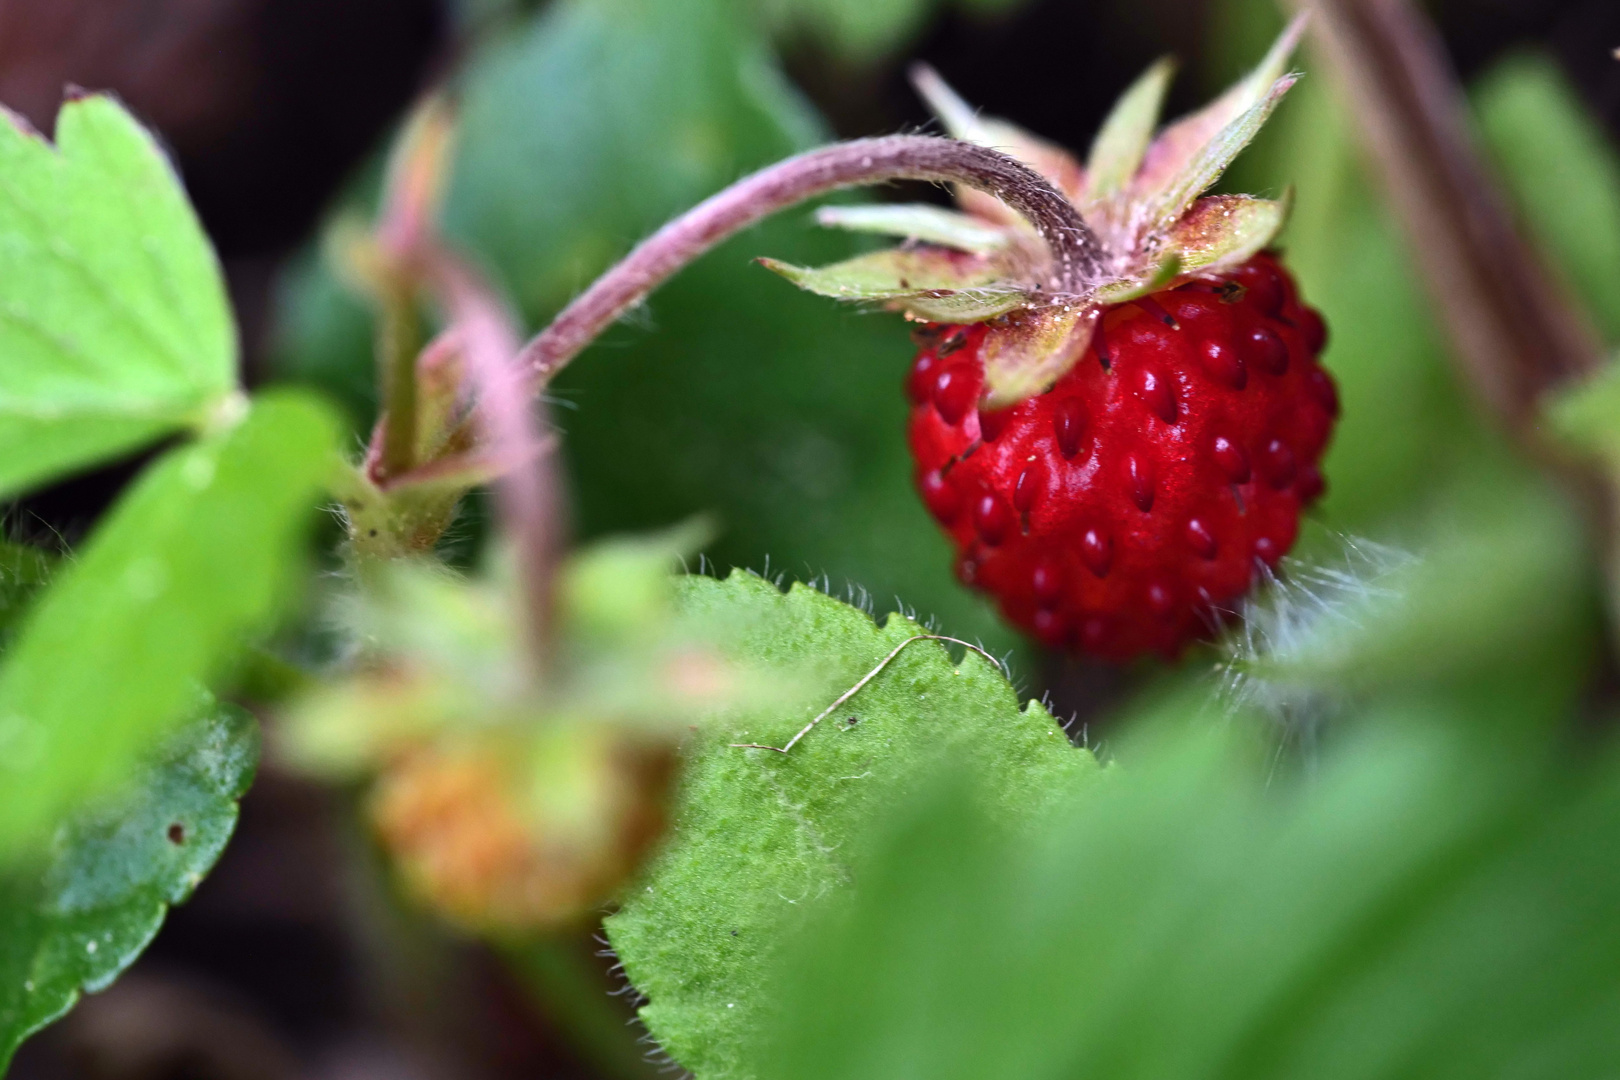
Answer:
[1207,19,1600,715]
[757,710,1620,1080]
[757,0,935,60]
[1475,52,1620,344]
[606,570,1097,1080]
[0,702,257,1072]
[1549,354,1620,463]
[756,0,1028,61]
[560,518,714,642]
[1227,472,1595,711]
[554,217,1023,657]
[0,543,53,651]
[0,391,340,854]
[445,0,824,322]
[0,93,238,499]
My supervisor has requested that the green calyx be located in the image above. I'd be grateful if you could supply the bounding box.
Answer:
[761,16,1306,407]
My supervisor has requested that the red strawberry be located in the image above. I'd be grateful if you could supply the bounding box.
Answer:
[763,18,1335,659]
[907,252,1333,660]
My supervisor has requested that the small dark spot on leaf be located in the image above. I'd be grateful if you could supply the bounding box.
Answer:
[731,930,739,936]
[368,529,379,538]
[167,823,185,844]
[844,716,858,726]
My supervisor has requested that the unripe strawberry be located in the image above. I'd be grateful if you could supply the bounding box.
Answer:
[763,18,1335,659]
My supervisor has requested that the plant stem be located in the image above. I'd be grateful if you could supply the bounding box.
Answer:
[516,135,1103,382]
[429,247,566,670]
[376,283,423,479]
[1293,0,1600,426]
[499,937,658,1080]
[1293,0,1620,655]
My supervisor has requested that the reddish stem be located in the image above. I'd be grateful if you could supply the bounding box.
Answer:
[426,247,565,667]
[515,135,1103,382]
[1296,0,1600,426]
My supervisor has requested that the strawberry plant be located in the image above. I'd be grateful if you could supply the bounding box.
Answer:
[5,0,1620,1078]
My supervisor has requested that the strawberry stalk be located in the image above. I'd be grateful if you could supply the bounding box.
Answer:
[516,135,1105,382]
[371,98,457,482]
[1296,0,1599,427]
[375,278,425,479]
[1296,0,1620,656]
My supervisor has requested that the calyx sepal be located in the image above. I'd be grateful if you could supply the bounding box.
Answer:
[763,15,1308,405]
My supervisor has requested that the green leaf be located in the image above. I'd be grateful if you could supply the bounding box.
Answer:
[758,248,1031,321]
[0,702,257,1072]
[0,390,340,853]
[445,0,823,323]
[812,203,1010,254]
[757,0,934,62]
[757,710,1620,1080]
[1474,52,1620,343]
[0,93,238,499]
[606,571,1098,1080]
[754,0,1035,62]
[1548,354,1620,465]
[0,543,53,651]
[1084,57,1176,203]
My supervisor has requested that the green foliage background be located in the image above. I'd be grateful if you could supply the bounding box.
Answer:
[262,0,1620,1074]
[274,0,1019,658]
[4,0,1620,1074]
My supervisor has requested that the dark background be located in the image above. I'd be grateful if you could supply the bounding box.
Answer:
[7,1,1619,1077]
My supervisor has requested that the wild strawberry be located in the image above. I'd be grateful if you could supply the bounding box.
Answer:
[762,18,1336,660]
[907,252,1332,660]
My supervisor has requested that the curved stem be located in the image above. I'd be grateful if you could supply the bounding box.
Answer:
[516,135,1102,382]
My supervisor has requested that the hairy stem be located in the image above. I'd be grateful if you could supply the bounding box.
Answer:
[376,283,423,479]
[516,135,1102,382]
